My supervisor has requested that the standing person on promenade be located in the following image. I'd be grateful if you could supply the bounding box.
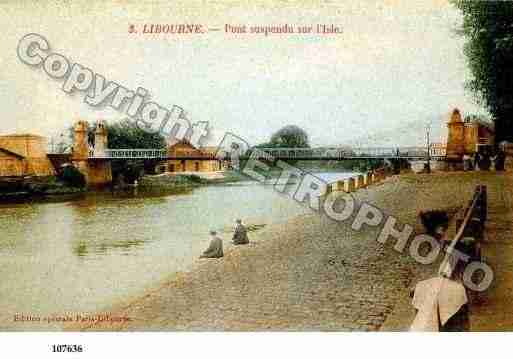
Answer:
[232,219,249,245]
[490,152,497,171]
[481,150,491,171]
[200,231,223,258]
[472,151,481,171]
[495,148,506,171]
[463,153,471,171]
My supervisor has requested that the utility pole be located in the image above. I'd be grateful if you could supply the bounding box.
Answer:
[426,122,431,174]
[50,136,55,154]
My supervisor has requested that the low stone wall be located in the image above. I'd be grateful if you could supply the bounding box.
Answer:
[324,168,389,195]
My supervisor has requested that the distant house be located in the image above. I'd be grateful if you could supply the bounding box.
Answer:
[155,140,225,173]
[446,109,495,160]
[0,134,55,177]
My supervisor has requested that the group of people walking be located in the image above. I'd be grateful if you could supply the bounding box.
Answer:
[200,219,249,259]
[462,148,506,171]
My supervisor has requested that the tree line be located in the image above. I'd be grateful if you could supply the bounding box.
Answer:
[452,0,513,142]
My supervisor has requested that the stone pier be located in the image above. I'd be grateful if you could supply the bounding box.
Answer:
[71,120,112,186]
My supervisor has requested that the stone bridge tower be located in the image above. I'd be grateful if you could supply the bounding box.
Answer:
[93,121,108,158]
[446,108,465,160]
[72,120,112,186]
[71,120,90,178]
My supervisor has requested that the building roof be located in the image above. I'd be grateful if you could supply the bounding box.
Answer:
[168,138,198,149]
[449,108,463,123]
[0,147,25,159]
[466,119,494,131]
[201,146,220,154]
[0,133,45,138]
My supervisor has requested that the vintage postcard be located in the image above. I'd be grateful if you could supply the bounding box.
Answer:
[1,0,513,356]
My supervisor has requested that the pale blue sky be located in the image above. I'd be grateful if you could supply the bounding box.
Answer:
[0,0,487,147]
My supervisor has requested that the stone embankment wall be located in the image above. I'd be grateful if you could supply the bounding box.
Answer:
[324,168,389,195]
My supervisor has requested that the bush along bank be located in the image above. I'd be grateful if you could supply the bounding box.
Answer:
[138,174,206,189]
[138,170,249,189]
[0,175,86,202]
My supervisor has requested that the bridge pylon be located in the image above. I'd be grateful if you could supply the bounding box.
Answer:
[71,120,112,186]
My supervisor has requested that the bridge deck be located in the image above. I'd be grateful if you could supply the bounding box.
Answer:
[88,146,447,160]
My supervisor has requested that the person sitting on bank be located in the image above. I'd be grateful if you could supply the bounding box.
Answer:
[200,230,223,258]
[232,219,249,245]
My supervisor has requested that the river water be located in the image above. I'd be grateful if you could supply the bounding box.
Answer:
[0,172,355,330]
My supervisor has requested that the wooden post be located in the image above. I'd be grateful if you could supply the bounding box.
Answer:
[372,170,383,183]
[344,177,355,192]
[365,172,372,186]
[336,180,345,191]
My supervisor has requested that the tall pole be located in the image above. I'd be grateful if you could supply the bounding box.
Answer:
[50,136,55,154]
[426,123,431,174]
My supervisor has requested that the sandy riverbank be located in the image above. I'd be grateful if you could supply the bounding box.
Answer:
[68,171,506,331]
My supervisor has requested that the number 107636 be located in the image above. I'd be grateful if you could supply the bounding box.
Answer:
[51,345,83,353]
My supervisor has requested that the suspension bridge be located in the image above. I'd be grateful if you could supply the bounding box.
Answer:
[88,145,447,161]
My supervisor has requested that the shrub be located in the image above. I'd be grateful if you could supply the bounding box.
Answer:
[60,165,86,188]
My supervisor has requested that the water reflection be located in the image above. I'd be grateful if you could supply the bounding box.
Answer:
[66,187,198,258]
[72,238,149,258]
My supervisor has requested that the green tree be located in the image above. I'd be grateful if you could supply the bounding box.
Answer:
[452,0,513,141]
[60,165,86,188]
[106,120,166,180]
[106,120,166,149]
[268,125,310,148]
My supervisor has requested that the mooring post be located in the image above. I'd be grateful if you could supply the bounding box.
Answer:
[357,174,366,188]
[336,180,345,191]
[344,177,356,192]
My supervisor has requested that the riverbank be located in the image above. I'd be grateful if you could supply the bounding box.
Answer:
[0,167,358,203]
[66,171,506,331]
[139,170,247,188]
[0,171,239,203]
[0,176,85,202]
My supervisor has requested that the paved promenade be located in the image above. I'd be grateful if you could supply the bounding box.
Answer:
[469,171,513,330]
[72,171,510,331]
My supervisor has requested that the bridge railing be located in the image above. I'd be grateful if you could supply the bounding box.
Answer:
[429,144,447,158]
[92,149,168,159]
[90,148,220,159]
[89,146,447,160]
[255,146,446,159]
